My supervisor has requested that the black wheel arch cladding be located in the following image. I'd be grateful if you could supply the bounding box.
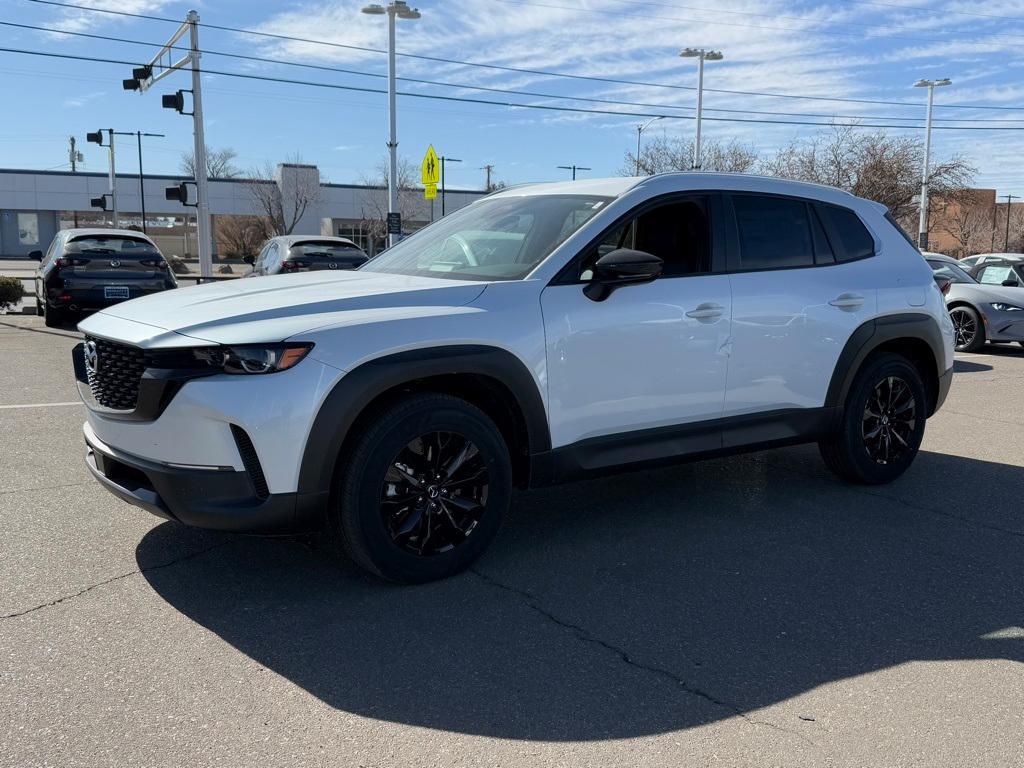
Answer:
[298,345,551,497]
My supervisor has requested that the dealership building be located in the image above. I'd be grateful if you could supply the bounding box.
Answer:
[0,164,485,259]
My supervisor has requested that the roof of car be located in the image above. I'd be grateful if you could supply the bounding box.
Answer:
[491,172,865,207]
[271,235,360,248]
[61,228,156,242]
[923,252,957,263]
[971,253,1024,261]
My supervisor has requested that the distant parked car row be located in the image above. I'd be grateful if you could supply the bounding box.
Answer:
[923,252,1024,352]
[31,230,370,327]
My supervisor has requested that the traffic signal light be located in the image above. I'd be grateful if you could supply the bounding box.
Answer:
[86,130,105,145]
[90,194,111,211]
[124,65,153,91]
[165,182,196,206]
[162,90,190,115]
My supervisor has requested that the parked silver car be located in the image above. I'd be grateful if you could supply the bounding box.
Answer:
[244,235,368,277]
[925,254,1024,352]
[958,252,1024,271]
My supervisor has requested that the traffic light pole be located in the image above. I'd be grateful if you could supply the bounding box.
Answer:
[187,10,212,277]
[107,129,118,228]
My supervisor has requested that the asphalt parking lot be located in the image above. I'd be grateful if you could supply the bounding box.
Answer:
[1,314,1022,768]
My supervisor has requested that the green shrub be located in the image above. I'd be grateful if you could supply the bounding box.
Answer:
[168,255,190,274]
[0,276,23,311]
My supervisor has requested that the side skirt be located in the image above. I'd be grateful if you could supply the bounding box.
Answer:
[529,407,841,487]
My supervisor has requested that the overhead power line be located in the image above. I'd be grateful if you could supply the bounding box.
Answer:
[2,46,1023,132]
[22,0,1024,113]
[9,19,1024,125]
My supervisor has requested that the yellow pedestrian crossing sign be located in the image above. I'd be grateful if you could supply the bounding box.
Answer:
[421,144,440,185]
[424,183,437,200]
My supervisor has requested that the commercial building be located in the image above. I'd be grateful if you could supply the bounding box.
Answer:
[0,164,485,259]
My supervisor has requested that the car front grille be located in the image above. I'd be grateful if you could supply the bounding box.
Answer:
[84,336,148,410]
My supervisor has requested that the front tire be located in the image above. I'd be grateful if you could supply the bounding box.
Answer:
[819,353,927,485]
[949,305,984,352]
[330,393,512,583]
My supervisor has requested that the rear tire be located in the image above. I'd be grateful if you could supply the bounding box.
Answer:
[42,302,64,328]
[819,353,927,485]
[328,392,512,583]
[949,305,984,352]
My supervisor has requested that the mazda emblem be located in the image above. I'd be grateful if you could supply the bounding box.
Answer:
[328,262,337,269]
[84,340,99,376]
[109,260,121,268]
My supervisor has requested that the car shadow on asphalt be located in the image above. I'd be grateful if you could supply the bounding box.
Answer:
[953,359,994,373]
[136,446,1024,741]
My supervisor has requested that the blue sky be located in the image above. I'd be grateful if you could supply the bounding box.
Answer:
[4,0,1024,195]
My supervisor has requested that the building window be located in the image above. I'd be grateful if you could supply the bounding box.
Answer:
[18,213,39,245]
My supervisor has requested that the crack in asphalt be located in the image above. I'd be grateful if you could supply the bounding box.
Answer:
[1,539,233,620]
[469,567,817,747]
[0,480,95,496]
[752,456,1024,540]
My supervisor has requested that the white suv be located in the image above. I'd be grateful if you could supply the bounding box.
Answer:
[74,174,954,583]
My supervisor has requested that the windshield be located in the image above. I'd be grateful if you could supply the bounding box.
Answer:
[927,260,976,284]
[360,194,612,281]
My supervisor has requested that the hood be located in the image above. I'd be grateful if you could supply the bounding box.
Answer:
[79,270,488,346]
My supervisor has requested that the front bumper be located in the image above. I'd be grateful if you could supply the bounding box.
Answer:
[84,425,327,533]
[982,308,1024,342]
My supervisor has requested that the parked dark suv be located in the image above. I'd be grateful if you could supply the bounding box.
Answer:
[31,229,177,327]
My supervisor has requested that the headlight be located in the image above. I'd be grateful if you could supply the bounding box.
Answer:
[193,343,313,374]
[991,303,1023,312]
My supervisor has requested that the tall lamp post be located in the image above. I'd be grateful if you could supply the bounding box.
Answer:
[679,47,723,170]
[441,156,462,216]
[914,78,951,251]
[134,131,165,234]
[635,116,663,176]
[362,1,421,248]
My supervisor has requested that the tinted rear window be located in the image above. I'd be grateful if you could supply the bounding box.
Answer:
[290,241,366,260]
[733,195,815,270]
[66,236,161,258]
[820,206,875,262]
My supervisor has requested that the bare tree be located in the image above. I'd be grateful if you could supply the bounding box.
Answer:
[215,215,268,260]
[759,124,975,224]
[620,136,758,176]
[246,157,323,236]
[358,157,428,255]
[180,146,242,179]
[939,202,994,258]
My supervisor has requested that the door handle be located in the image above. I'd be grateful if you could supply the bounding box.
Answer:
[829,293,865,310]
[685,302,725,320]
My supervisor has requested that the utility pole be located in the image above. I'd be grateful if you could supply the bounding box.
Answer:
[913,78,952,251]
[635,116,662,175]
[68,136,83,173]
[1002,194,1020,252]
[480,164,494,191]
[557,165,591,180]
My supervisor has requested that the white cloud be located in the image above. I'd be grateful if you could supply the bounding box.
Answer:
[61,90,106,108]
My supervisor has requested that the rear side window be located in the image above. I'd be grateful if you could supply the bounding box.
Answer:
[819,205,875,262]
[732,195,815,270]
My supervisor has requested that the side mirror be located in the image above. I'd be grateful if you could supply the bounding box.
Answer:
[1002,278,1020,287]
[583,248,663,302]
[242,254,255,265]
[28,250,43,261]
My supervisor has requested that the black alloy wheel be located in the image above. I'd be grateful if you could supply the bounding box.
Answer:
[381,431,489,556]
[949,306,983,352]
[861,375,917,466]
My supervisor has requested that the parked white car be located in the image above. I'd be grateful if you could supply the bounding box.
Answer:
[74,173,954,582]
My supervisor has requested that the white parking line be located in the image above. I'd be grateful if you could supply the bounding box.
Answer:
[0,401,82,410]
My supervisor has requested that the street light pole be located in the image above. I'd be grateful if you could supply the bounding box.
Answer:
[363,1,421,247]
[635,116,663,176]
[108,129,118,227]
[679,48,723,170]
[135,131,165,234]
[441,156,462,216]
[914,78,951,251]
